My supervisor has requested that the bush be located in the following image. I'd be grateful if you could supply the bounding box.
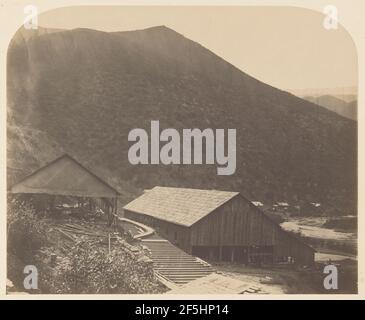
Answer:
[7,198,49,262]
[322,217,357,233]
[40,240,165,294]
[7,197,50,290]
[7,197,166,294]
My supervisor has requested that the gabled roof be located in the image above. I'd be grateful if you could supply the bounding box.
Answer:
[123,186,239,227]
[9,154,119,198]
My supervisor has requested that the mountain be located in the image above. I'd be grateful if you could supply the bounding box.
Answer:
[335,94,357,103]
[10,26,63,43]
[287,87,357,100]
[7,26,357,213]
[303,95,357,120]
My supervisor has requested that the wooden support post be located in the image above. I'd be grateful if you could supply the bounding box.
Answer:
[219,246,223,261]
[48,195,55,216]
[209,247,214,261]
[114,197,118,226]
[50,253,57,267]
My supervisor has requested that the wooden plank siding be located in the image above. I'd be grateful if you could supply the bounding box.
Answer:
[191,196,277,247]
[190,195,314,265]
[124,194,315,265]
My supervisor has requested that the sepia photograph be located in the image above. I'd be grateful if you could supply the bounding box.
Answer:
[4,4,360,296]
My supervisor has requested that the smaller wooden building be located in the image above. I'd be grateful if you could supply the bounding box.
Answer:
[9,154,120,224]
[124,187,315,265]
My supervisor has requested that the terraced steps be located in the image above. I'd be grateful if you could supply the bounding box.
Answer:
[142,239,214,285]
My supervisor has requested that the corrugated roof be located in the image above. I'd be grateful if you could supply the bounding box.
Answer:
[123,186,238,227]
[9,154,119,198]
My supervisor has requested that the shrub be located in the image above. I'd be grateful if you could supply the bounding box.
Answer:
[7,197,49,262]
[7,197,166,294]
[7,197,50,290]
[44,239,164,294]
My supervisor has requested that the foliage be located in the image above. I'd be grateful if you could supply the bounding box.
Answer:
[322,216,357,233]
[7,27,357,215]
[7,198,165,294]
[7,197,49,291]
[37,240,165,294]
[7,197,49,262]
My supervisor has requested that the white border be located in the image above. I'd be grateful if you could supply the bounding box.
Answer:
[0,0,363,299]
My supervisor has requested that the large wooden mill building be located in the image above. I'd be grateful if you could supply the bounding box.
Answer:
[124,186,315,265]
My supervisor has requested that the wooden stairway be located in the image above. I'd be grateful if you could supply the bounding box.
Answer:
[142,239,214,285]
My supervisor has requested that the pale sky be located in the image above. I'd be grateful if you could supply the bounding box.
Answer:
[38,6,357,92]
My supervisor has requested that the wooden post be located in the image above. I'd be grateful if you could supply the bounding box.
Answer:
[219,246,223,261]
[114,197,118,226]
[50,253,57,267]
[231,247,235,263]
[48,195,55,216]
[208,247,213,261]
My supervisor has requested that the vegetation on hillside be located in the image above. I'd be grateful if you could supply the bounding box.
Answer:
[7,26,357,214]
[7,198,166,294]
[322,216,357,233]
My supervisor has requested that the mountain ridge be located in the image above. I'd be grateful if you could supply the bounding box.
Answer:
[303,94,357,120]
[7,26,357,213]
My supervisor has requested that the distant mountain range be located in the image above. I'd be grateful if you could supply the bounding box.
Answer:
[7,26,357,214]
[287,87,357,98]
[302,95,357,120]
